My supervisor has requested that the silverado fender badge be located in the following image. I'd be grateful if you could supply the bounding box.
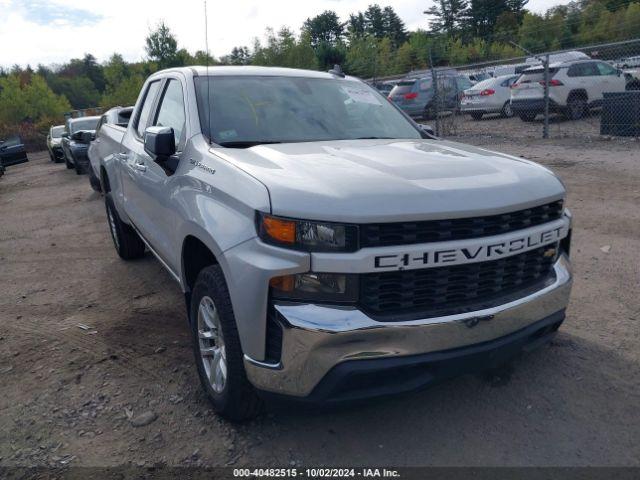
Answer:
[190,158,216,175]
[463,314,495,328]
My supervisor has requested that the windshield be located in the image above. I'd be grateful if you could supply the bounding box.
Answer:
[194,76,421,147]
[51,126,65,138]
[70,118,99,133]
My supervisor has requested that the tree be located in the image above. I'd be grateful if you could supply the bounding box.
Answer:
[425,0,469,35]
[303,11,344,48]
[382,6,408,48]
[145,22,178,69]
[364,4,386,38]
[347,12,367,39]
[0,74,70,125]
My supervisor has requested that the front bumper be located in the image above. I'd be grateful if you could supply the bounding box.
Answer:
[244,254,572,399]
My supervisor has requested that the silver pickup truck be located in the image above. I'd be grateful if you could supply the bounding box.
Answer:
[93,66,572,420]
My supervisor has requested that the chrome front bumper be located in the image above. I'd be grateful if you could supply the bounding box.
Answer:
[244,254,572,398]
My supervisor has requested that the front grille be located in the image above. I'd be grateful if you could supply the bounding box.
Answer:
[360,245,557,321]
[359,201,563,248]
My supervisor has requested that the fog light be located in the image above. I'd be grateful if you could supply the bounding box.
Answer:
[270,273,357,303]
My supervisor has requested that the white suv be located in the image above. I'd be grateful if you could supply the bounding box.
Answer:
[511,60,627,121]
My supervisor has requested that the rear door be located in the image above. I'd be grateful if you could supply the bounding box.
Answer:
[120,79,163,239]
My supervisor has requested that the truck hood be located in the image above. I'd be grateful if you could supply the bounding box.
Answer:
[214,139,565,223]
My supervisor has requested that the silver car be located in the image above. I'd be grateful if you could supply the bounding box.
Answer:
[461,74,519,120]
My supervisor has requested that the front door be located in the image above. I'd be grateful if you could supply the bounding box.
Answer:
[121,77,187,273]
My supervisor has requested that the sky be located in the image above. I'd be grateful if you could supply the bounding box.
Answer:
[0,0,573,68]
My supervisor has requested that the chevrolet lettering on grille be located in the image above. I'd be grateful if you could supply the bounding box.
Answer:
[373,221,568,271]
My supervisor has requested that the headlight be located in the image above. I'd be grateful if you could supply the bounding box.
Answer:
[270,273,358,303]
[257,213,358,252]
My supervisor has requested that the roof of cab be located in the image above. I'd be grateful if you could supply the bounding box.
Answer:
[149,65,359,81]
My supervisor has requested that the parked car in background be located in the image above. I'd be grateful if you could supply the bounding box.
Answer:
[61,116,100,174]
[616,55,640,69]
[379,81,400,96]
[47,125,65,163]
[388,73,472,119]
[511,59,627,121]
[491,63,530,77]
[623,69,640,90]
[87,106,134,192]
[0,136,28,167]
[461,74,519,120]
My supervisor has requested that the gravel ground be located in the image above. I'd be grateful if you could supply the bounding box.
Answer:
[1,138,639,469]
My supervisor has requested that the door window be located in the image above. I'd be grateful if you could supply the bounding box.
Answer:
[135,80,161,138]
[153,79,186,149]
[596,62,617,76]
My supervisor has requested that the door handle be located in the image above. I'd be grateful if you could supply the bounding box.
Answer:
[134,162,147,172]
[116,152,128,160]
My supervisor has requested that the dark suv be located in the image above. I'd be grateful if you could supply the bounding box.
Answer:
[389,73,473,119]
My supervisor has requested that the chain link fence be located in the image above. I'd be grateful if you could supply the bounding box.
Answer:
[375,38,640,141]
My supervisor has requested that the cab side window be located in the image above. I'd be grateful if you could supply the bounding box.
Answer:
[135,80,161,138]
[153,79,186,149]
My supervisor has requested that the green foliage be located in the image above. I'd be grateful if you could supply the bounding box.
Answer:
[145,22,178,69]
[251,28,318,70]
[0,74,70,125]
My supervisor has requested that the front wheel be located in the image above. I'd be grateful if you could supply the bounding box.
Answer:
[191,265,262,421]
[65,155,73,169]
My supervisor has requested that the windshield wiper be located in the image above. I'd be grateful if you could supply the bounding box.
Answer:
[217,141,282,149]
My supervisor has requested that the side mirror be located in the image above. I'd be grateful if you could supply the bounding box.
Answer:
[71,131,84,142]
[80,131,94,144]
[144,126,178,174]
[419,124,435,136]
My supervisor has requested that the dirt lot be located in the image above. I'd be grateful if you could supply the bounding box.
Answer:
[1,138,639,469]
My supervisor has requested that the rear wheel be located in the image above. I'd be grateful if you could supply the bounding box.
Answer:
[191,265,262,421]
[519,112,537,122]
[566,95,586,120]
[89,166,102,193]
[470,112,484,120]
[501,101,514,118]
[105,194,145,260]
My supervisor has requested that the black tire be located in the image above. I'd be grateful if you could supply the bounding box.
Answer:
[105,194,146,260]
[74,160,84,175]
[89,166,102,193]
[566,95,586,120]
[501,101,514,118]
[519,112,537,122]
[470,112,483,120]
[65,155,73,169]
[190,265,262,421]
